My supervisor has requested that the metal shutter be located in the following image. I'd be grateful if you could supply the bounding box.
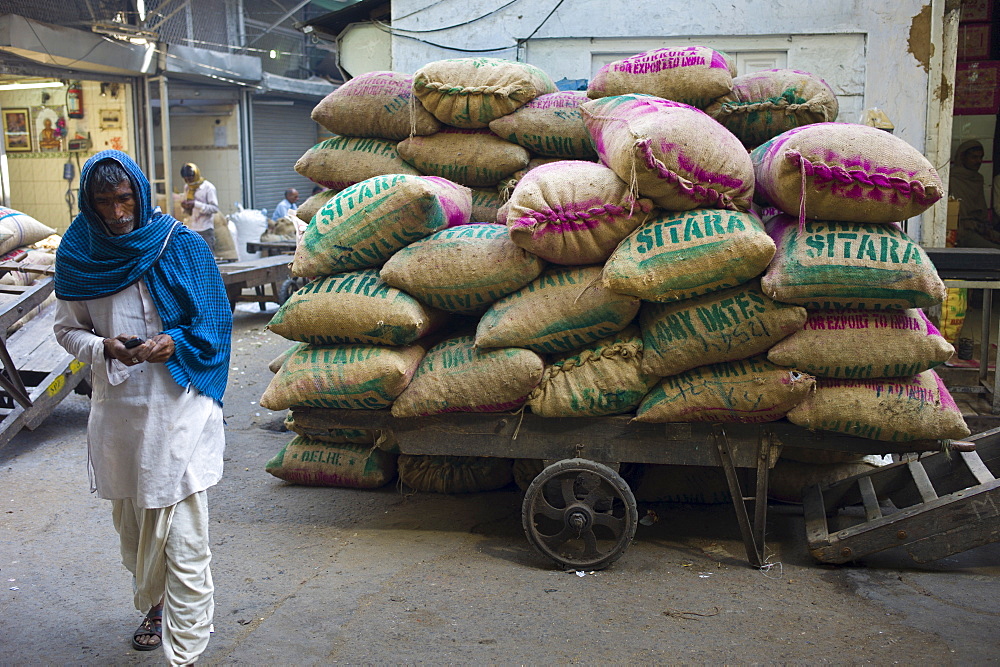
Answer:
[249,100,319,214]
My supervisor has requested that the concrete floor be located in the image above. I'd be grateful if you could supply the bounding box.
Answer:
[2,303,999,664]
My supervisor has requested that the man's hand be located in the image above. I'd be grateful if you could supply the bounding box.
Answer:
[104,334,175,366]
[181,199,195,213]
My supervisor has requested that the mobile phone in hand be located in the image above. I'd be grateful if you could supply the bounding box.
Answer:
[124,337,144,349]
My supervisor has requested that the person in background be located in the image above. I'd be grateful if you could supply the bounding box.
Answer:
[53,150,231,664]
[180,162,220,255]
[272,188,299,221]
[949,139,999,248]
[310,184,325,196]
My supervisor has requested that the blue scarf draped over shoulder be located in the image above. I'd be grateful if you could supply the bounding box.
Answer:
[55,150,231,405]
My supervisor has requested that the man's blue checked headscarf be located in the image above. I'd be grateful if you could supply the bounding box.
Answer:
[55,150,231,405]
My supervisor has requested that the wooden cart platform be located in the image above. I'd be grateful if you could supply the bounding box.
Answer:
[0,276,89,451]
[291,407,957,570]
[218,254,293,310]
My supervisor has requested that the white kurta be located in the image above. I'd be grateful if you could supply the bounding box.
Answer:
[54,280,225,509]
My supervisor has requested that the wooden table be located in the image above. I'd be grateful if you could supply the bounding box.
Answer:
[218,254,293,310]
[246,240,296,257]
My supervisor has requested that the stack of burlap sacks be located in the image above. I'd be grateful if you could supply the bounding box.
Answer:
[0,207,63,333]
[261,49,970,503]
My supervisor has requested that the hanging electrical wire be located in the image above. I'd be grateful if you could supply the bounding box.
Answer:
[378,0,520,33]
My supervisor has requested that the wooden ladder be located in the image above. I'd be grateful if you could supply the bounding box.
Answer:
[803,426,1000,564]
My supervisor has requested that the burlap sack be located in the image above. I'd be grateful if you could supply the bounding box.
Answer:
[379,223,545,315]
[296,189,337,223]
[603,208,776,303]
[294,136,421,191]
[259,343,425,411]
[512,458,544,491]
[634,355,815,423]
[587,46,734,109]
[268,342,306,373]
[310,71,441,140]
[412,57,556,128]
[580,94,753,211]
[283,411,375,444]
[476,265,641,354]
[786,370,971,442]
[768,308,954,378]
[751,123,943,223]
[505,160,654,265]
[292,174,472,277]
[762,215,947,310]
[527,325,658,417]
[0,207,56,255]
[397,128,530,187]
[267,269,447,346]
[398,454,514,493]
[470,187,504,223]
[705,69,839,149]
[213,212,239,261]
[266,436,397,488]
[488,90,597,159]
[634,465,738,504]
[391,334,544,417]
[640,280,807,376]
[498,158,564,199]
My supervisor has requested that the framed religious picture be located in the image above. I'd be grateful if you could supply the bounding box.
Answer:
[33,105,64,152]
[3,108,31,152]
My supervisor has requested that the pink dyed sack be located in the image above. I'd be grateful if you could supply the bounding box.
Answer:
[786,371,971,442]
[768,308,955,378]
[397,127,530,188]
[505,160,654,265]
[391,334,544,417]
[488,91,597,159]
[588,46,735,109]
[705,69,839,149]
[751,123,943,224]
[310,71,441,140]
[580,94,754,212]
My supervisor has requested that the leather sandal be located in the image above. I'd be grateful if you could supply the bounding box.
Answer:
[131,606,163,651]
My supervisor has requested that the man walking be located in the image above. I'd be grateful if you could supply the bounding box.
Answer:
[53,150,232,664]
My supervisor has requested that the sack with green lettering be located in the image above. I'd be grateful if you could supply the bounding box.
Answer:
[380,223,545,315]
[310,71,441,140]
[266,436,397,488]
[750,123,943,224]
[505,160,654,265]
[291,174,472,278]
[488,90,597,159]
[398,454,514,493]
[268,342,306,373]
[705,69,839,149]
[476,265,641,354]
[413,57,557,129]
[391,334,544,417]
[761,215,947,310]
[603,209,776,303]
[786,371,971,442]
[296,189,337,224]
[587,46,735,109]
[640,280,807,377]
[580,94,753,211]
[634,465,738,504]
[498,158,563,200]
[259,343,425,411]
[527,325,659,417]
[397,128,530,188]
[634,355,815,423]
[283,410,375,444]
[470,187,504,223]
[266,269,447,346]
[768,308,954,378]
[294,136,421,191]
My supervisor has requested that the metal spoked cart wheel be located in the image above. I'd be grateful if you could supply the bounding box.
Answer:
[521,458,639,570]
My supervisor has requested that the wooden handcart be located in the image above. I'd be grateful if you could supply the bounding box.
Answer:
[290,407,964,570]
[0,262,89,451]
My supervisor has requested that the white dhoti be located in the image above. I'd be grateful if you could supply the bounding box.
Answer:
[113,490,215,665]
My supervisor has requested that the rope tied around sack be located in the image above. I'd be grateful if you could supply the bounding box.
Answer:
[513,202,640,230]
[785,149,942,228]
[415,80,526,98]
[717,99,829,116]
[636,138,742,211]
[528,339,644,401]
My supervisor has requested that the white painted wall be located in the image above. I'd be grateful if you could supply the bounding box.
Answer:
[390,0,940,238]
